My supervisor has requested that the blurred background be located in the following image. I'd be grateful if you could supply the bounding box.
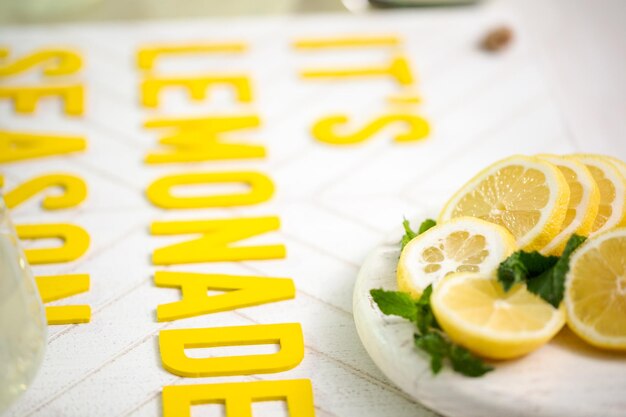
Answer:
[1,0,623,152]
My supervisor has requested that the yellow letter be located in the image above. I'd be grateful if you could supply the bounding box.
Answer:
[312,113,430,145]
[151,216,285,265]
[0,130,86,163]
[163,379,315,417]
[141,75,252,108]
[0,48,82,77]
[155,272,295,321]
[293,35,400,49]
[35,274,91,324]
[300,54,413,85]
[144,114,265,163]
[387,93,421,105]
[159,323,304,377]
[146,171,274,209]
[5,173,87,210]
[0,85,84,115]
[137,43,246,71]
[17,223,90,264]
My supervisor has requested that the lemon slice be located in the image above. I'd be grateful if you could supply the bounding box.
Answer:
[537,154,600,255]
[439,155,570,251]
[431,272,565,359]
[604,156,626,178]
[397,217,516,298]
[570,154,626,235]
[565,227,626,350]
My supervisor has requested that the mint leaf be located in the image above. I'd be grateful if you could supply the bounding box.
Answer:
[449,344,493,377]
[418,219,437,235]
[400,218,418,249]
[414,284,439,334]
[498,251,558,291]
[401,218,436,249]
[370,289,417,322]
[498,234,586,307]
[414,332,447,374]
[413,287,490,377]
[373,283,492,377]
[372,278,492,377]
[414,330,492,377]
[526,234,586,307]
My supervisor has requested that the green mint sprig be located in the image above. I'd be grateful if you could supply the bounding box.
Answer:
[401,218,436,249]
[370,285,493,377]
[497,234,586,307]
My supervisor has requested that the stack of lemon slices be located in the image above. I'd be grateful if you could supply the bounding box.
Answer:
[398,154,626,359]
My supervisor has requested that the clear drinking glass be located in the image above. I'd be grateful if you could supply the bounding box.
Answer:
[0,196,47,414]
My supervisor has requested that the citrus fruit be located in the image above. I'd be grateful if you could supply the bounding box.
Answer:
[439,155,570,251]
[397,217,516,298]
[565,227,626,350]
[538,154,600,255]
[570,154,626,235]
[604,156,626,178]
[431,272,566,359]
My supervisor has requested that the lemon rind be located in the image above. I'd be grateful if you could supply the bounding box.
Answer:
[538,154,600,255]
[439,155,570,251]
[397,217,517,299]
[564,227,626,350]
[432,273,565,359]
[569,154,626,235]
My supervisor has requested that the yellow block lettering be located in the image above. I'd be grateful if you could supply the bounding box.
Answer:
[0,48,82,77]
[137,43,246,71]
[163,379,315,417]
[144,114,265,163]
[44,306,90,324]
[141,75,252,108]
[293,35,400,49]
[151,216,285,265]
[312,113,430,145]
[159,323,304,377]
[36,273,90,301]
[35,274,91,324]
[301,54,413,85]
[0,130,86,163]
[387,93,421,105]
[146,171,274,209]
[155,271,295,321]
[0,85,84,115]
[5,173,87,209]
[17,223,90,264]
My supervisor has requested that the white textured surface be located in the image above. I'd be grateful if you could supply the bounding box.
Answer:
[0,3,624,416]
[353,239,626,417]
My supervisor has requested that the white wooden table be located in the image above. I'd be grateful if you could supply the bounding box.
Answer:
[505,0,625,158]
[0,1,624,416]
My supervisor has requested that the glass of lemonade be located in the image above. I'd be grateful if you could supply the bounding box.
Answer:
[0,196,47,414]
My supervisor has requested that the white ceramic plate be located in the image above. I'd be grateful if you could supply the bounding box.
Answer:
[353,237,626,417]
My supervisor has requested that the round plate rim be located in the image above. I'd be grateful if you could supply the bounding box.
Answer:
[353,240,626,417]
